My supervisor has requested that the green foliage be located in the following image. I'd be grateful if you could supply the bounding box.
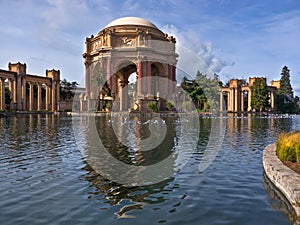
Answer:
[166,100,174,111]
[276,66,298,113]
[180,72,221,111]
[250,78,269,111]
[276,131,300,163]
[147,101,158,112]
[60,79,78,100]
[278,66,293,97]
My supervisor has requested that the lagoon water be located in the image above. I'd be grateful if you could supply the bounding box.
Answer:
[0,113,299,225]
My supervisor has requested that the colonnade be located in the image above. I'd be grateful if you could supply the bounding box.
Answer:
[0,62,60,111]
[220,78,278,112]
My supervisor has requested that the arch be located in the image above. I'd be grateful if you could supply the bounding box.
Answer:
[83,17,177,112]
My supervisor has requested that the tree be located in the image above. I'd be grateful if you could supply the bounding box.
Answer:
[181,76,206,110]
[180,71,222,111]
[276,66,297,113]
[251,77,269,112]
[60,79,78,100]
[195,71,221,111]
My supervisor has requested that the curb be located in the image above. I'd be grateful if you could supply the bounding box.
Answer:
[263,143,300,218]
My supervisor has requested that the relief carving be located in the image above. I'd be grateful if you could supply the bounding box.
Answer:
[118,37,136,47]
[92,40,102,50]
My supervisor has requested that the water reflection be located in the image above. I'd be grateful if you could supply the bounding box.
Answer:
[75,114,200,186]
[95,115,178,166]
[82,162,175,218]
[263,173,298,224]
[1,113,299,224]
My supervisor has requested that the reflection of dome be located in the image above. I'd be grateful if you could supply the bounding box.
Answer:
[105,17,158,29]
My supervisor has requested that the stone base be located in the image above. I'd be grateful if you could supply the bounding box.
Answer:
[263,143,300,221]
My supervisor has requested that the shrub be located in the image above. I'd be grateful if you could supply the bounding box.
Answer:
[276,131,300,163]
[147,101,158,112]
[166,100,174,111]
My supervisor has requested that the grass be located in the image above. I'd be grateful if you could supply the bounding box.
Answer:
[276,131,300,163]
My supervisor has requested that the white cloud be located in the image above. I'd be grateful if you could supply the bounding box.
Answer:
[162,24,234,77]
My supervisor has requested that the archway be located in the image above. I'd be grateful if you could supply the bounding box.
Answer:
[83,17,177,112]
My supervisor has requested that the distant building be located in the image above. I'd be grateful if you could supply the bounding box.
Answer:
[220,77,280,112]
[0,62,60,111]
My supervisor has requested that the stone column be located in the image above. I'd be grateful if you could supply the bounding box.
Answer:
[22,78,27,110]
[0,78,5,111]
[241,91,244,112]
[248,90,252,111]
[8,79,14,110]
[106,32,111,47]
[230,89,234,112]
[137,61,143,97]
[13,79,17,105]
[28,82,34,111]
[85,61,90,97]
[168,64,172,96]
[37,83,42,111]
[119,79,124,111]
[220,92,223,112]
[56,82,60,111]
[147,61,151,96]
[172,65,176,93]
[234,88,238,112]
[45,84,50,111]
[107,57,112,89]
[271,91,275,111]
[17,75,22,110]
[52,82,56,111]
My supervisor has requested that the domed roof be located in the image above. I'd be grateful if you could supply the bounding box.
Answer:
[105,17,158,29]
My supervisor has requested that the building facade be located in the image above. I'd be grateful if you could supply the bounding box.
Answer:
[82,17,177,112]
[220,77,280,112]
[0,62,60,111]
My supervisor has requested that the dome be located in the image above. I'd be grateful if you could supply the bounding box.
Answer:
[105,17,158,29]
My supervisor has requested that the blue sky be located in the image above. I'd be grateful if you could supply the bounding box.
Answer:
[0,0,299,95]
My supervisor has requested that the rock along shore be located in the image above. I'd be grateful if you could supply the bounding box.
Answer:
[263,143,300,219]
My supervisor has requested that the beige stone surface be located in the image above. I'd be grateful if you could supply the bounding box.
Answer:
[263,143,300,218]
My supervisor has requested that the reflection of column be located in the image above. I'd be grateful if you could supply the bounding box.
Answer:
[45,84,50,111]
[8,79,14,110]
[220,92,223,111]
[248,89,252,111]
[0,78,5,110]
[37,83,42,111]
[28,82,34,111]
[22,78,26,110]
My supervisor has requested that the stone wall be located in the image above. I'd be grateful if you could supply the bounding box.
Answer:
[263,143,300,219]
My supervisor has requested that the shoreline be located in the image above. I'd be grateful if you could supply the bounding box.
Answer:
[263,143,300,221]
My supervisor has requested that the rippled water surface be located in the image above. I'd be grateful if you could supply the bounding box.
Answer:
[0,113,299,225]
